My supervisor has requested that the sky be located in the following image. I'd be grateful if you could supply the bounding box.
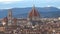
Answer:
[0,0,60,9]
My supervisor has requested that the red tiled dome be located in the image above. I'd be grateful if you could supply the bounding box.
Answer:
[29,7,40,18]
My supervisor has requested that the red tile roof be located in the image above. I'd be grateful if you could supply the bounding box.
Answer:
[29,7,40,18]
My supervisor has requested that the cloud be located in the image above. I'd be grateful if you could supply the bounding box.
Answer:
[0,7,13,9]
[49,0,60,3]
[0,0,23,4]
[57,7,60,9]
[38,0,60,3]
[47,5,51,7]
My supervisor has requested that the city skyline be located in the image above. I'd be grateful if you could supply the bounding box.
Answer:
[0,0,60,9]
[0,0,60,34]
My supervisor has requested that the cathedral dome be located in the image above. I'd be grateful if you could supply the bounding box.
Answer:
[28,6,40,18]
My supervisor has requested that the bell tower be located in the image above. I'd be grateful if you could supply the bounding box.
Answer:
[8,9,12,26]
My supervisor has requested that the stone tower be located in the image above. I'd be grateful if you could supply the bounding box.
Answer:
[8,9,12,26]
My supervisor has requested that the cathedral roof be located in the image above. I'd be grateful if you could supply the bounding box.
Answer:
[29,6,40,18]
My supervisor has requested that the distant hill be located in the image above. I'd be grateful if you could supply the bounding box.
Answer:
[0,7,60,18]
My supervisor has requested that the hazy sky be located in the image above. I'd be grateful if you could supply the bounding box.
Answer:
[0,0,60,9]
